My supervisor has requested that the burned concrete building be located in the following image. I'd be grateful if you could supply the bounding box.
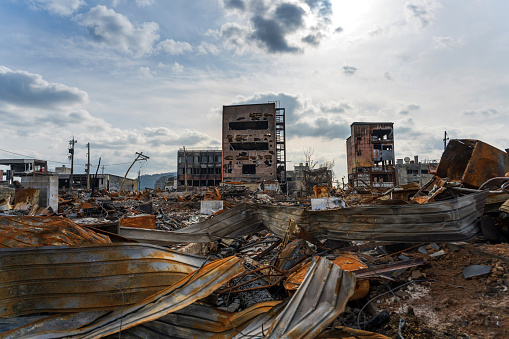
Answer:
[346,122,396,189]
[396,156,437,186]
[222,103,286,185]
[177,148,222,189]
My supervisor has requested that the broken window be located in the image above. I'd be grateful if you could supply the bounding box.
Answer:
[229,121,269,130]
[178,156,184,163]
[194,156,199,163]
[421,169,429,174]
[224,163,232,174]
[230,143,269,151]
[201,156,208,163]
[242,164,256,174]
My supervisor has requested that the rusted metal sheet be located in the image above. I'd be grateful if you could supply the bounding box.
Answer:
[255,191,489,243]
[120,214,156,229]
[2,256,244,338]
[13,188,39,206]
[119,203,264,245]
[0,243,207,317]
[0,215,111,248]
[234,256,356,338]
[118,301,282,338]
[284,255,369,301]
[436,139,509,188]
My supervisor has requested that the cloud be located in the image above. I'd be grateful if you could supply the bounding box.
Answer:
[433,36,462,48]
[0,66,88,109]
[335,26,343,33]
[384,72,394,80]
[138,66,154,79]
[342,66,358,75]
[223,0,246,11]
[197,42,220,55]
[404,0,442,29]
[135,0,155,7]
[75,5,160,57]
[216,0,335,54]
[26,0,85,16]
[158,39,193,55]
[399,104,420,115]
[462,108,499,118]
[250,15,301,53]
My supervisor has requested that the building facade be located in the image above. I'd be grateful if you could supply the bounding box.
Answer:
[177,148,222,189]
[222,103,286,185]
[346,122,396,190]
[396,156,437,186]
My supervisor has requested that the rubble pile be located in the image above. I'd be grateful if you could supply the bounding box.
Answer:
[0,139,509,338]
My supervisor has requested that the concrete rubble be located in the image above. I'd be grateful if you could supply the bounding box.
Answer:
[0,139,508,338]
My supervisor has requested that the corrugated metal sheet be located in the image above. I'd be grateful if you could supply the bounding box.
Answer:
[233,256,356,338]
[0,216,111,248]
[119,203,264,245]
[317,326,391,338]
[255,191,489,243]
[119,301,282,339]
[0,243,207,317]
[3,256,244,338]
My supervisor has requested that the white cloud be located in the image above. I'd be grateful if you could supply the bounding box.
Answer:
[197,42,220,55]
[157,39,192,55]
[26,0,85,16]
[138,66,154,78]
[75,5,160,57]
[136,0,155,7]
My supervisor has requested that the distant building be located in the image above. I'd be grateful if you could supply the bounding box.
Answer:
[396,156,437,186]
[176,148,222,189]
[222,103,286,186]
[55,168,138,192]
[346,122,396,190]
[286,163,332,197]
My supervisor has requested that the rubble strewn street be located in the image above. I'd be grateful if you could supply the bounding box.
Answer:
[1,138,509,338]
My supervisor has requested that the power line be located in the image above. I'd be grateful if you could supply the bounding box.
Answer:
[0,148,68,164]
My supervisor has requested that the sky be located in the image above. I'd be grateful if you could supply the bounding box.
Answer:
[0,0,507,182]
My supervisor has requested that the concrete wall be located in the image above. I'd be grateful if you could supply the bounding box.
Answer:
[20,175,58,211]
[222,103,277,183]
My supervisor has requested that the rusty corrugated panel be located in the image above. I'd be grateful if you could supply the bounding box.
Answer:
[255,191,489,243]
[436,139,509,188]
[284,255,369,301]
[119,301,282,339]
[0,243,207,317]
[3,256,244,339]
[119,203,264,245]
[0,215,111,248]
[233,257,355,338]
[120,214,157,229]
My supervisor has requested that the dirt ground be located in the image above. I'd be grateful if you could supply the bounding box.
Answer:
[351,241,509,338]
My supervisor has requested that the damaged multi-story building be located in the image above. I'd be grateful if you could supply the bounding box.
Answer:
[396,156,438,186]
[176,148,222,189]
[346,122,396,190]
[222,103,286,187]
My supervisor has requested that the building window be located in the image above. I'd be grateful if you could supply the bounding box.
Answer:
[242,164,256,174]
[201,155,208,163]
[178,156,183,163]
[421,169,428,174]
[194,155,199,163]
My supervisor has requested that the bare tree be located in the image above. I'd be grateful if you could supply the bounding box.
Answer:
[304,147,317,169]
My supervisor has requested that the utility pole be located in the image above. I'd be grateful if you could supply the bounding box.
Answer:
[101,165,105,174]
[86,143,90,190]
[120,152,149,192]
[68,137,77,192]
[443,131,449,150]
[137,170,141,191]
[183,146,188,192]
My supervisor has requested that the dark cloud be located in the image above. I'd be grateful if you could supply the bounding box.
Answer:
[250,15,300,53]
[302,33,322,46]
[275,3,305,31]
[384,72,393,80]
[408,104,420,110]
[399,110,409,115]
[0,66,88,109]
[343,66,358,76]
[224,0,245,11]
[335,26,343,33]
